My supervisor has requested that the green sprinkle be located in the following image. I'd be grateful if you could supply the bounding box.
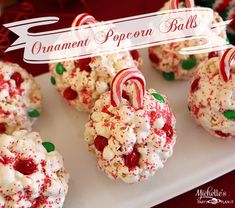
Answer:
[223,110,235,120]
[28,109,40,118]
[181,57,197,70]
[152,93,165,103]
[182,2,186,7]
[162,72,175,81]
[50,76,56,85]
[42,142,55,153]
[56,63,65,75]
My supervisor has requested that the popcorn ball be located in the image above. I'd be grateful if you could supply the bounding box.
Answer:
[84,68,176,183]
[188,48,235,138]
[0,61,42,134]
[0,130,69,207]
[49,13,141,112]
[148,0,227,80]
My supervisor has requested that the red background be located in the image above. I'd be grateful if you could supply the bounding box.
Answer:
[0,1,235,207]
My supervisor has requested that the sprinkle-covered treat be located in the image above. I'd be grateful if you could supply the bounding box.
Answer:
[0,130,69,207]
[148,0,226,81]
[84,68,176,183]
[49,13,141,112]
[188,48,235,139]
[0,61,42,134]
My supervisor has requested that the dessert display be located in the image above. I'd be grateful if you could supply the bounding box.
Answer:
[0,61,42,134]
[188,47,235,138]
[49,13,141,112]
[0,130,69,207]
[84,68,176,183]
[148,0,227,80]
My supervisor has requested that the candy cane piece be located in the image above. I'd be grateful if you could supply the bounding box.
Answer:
[220,48,235,82]
[71,13,96,28]
[170,0,195,9]
[111,68,146,109]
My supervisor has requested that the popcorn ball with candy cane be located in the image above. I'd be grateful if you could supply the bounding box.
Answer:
[0,130,69,207]
[0,61,42,134]
[49,13,142,112]
[188,48,235,139]
[148,0,227,81]
[84,68,176,183]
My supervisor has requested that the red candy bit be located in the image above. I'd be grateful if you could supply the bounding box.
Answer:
[63,87,78,100]
[149,51,160,64]
[130,50,140,61]
[14,158,37,175]
[124,148,140,169]
[215,130,231,138]
[162,123,173,138]
[94,135,108,152]
[191,77,200,93]
[75,57,92,72]
[0,123,6,133]
[208,51,219,59]
[11,72,24,88]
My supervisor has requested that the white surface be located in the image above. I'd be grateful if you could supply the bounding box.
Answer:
[34,49,235,208]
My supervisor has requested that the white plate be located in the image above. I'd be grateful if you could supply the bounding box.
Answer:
[34,49,235,208]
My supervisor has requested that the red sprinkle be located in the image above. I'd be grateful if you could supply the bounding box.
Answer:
[14,158,37,175]
[94,135,108,152]
[208,51,219,59]
[31,196,48,208]
[215,130,231,138]
[130,50,140,61]
[149,52,160,64]
[63,87,78,100]
[191,77,200,93]
[125,148,140,169]
[162,123,173,138]
[192,105,200,116]
[11,72,24,88]
[0,123,6,133]
[75,57,92,72]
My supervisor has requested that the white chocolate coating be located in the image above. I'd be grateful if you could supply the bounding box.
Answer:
[0,61,42,134]
[49,52,140,111]
[148,1,226,80]
[0,130,69,207]
[84,88,176,183]
[188,57,235,138]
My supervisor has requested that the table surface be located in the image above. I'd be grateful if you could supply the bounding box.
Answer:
[1,0,235,207]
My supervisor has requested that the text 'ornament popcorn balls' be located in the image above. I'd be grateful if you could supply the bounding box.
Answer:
[188,48,235,139]
[0,130,69,207]
[49,13,142,112]
[148,0,227,81]
[84,68,176,183]
[0,61,42,134]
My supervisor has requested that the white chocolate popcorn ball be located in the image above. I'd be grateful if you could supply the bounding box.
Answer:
[188,56,235,138]
[0,61,42,134]
[85,88,176,183]
[49,51,141,112]
[0,130,69,207]
[148,1,226,80]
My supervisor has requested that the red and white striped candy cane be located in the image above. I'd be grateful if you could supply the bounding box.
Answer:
[220,48,235,82]
[71,13,96,28]
[170,0,195,9]
[111,68,146,109]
